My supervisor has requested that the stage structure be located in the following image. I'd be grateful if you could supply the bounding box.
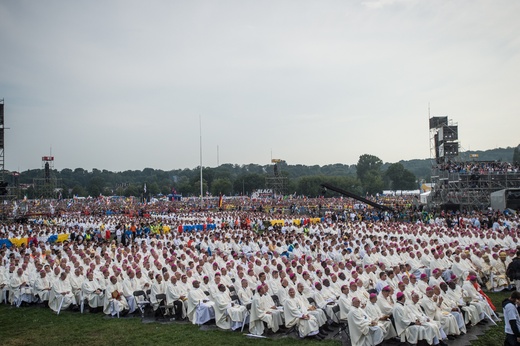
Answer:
[33,156,62,198]
[265,159,288,196]
[429,115,520,210]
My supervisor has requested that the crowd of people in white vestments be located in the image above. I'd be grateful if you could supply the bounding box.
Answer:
[1,203,520,345]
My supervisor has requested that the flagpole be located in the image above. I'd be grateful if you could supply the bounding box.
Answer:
[199,115,203,208]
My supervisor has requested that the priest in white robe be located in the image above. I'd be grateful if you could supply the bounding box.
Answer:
[393,292,447,346]
[187,280,215,325]
[103,276,129,316]
[9,268,33,307]
[81,271,104,311]
[165,276,187,320]
[49,272,76,313]
[420,286,460,337]
[121,271,140,314]
[348,297,385,346]
[213,284,246,330]
[33,270,52,304]
[365,293,397,340]
[249,285,281,335]
[445,280,481,326]
[283,287,321,339]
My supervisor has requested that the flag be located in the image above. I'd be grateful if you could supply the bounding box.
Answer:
[218,194,223,208]
[144,183,147,194]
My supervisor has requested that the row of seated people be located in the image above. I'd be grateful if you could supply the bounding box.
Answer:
[1,263,501,345]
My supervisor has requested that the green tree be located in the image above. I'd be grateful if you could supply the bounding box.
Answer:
[357,154,384,194]
[211,178,233,196]
[385,163,417,190]
[233,173,265,195]
[363,170,385,195]
[147,182,160,196]
[356,154,383,182]
[193,180,208,197]
[71,185,87,197]
[87,176,105,196]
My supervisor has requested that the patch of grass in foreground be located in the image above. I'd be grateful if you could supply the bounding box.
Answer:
[0,291,512,346]
[0,305,339,346]
[470,290,511,346]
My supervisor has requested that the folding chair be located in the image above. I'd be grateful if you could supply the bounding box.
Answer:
[56,295,66,315]
[1,287,7,304]
[133,290,150,320]
[230,294,240,305]
[271,294,280,307]
[110,300,120,318]
[241,303,252,332]
[155,293,169,319]
[331,305,350,341]
[80,291,87,313]
[307,297,317,307]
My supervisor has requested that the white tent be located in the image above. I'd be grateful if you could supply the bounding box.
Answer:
[420,191,431,204]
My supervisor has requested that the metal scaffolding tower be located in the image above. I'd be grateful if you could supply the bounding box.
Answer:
[429,115,520,210]
[265,159,288,196]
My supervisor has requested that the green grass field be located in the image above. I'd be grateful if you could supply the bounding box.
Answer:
[470,291,510,346]
[0,291,512,346]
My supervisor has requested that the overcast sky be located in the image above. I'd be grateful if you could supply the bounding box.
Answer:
[1,0,519,172]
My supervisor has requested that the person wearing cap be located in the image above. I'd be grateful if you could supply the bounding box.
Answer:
[496,251,512,291]
[213,283,246,330]
[462,274,500,322]
[417,273,430,296]
[444,280,481,326]
[396,292,447,346]
[295,283,329,332]
[249,284,281,336]
[365,292,397,341]
[435,284,467,335]
[49,272,76,313]
[283,287,322,339]
[237,278,253,306]
[428,269,446,288]
[393,291,423,345]
[187,280,215,325]
[81,271,104,312]
[103,275,129,317]
[376,285,394,317]
[33,269,52,304]
[420,286,460,338]
[347,296,385,346]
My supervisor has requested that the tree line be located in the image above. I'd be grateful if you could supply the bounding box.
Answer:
[11,154,420,199]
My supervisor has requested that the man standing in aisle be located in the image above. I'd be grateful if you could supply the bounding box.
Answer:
[503,291,520,346]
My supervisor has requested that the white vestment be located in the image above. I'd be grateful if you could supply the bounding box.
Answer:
[283,296,319,338]
[82,278,105,308]
[49,278,75,313]
[347,306,384,346]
